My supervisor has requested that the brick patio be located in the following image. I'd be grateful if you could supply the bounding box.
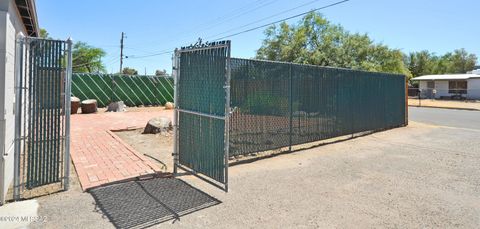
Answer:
[70,108,174,190]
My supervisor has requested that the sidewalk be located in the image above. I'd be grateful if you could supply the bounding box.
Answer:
[70,108,173,190]
[408,98,480,111]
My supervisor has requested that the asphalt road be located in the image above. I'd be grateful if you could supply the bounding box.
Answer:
[30,107,480,228]
[409,107,480,130]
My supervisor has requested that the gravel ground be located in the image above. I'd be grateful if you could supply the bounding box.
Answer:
[30,118,480,228]
[408,98,480,110]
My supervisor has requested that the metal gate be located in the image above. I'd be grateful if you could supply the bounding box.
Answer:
[173,41,231,191]
[13,36,72,200]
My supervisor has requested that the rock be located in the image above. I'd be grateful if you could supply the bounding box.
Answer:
[81,99,97,114]
[165,102,174,110]
[71,97,80,114]
[107,101,125,112]
[143,117,173,134]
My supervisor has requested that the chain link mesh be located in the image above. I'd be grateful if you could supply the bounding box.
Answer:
[177,42,230,184]
[230,58,406,156]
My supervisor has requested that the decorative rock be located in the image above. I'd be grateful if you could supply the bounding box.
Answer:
[107,101,125,112]
[71,97,81,114]
[165,102,174,110]
[81,99,98,114]
[143,117,173,134]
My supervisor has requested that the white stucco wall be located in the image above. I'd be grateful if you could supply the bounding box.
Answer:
[467,78,480,99]
[0,0,27,204]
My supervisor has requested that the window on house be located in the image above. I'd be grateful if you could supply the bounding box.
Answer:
[448,81,468,94]
[426,81,435,89]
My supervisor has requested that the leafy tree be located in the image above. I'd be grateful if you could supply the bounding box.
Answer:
[256,12,411,78]
[405,49,478,77]
[155,69,167,76]
[122,67,138,75]
[39,28,50,39]
[404,51,437,78]
[444,49,477,74]
[72,42,106,73]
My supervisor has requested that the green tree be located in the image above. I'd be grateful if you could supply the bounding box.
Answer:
[444,49,477,74]
[256,12,411,78]
[72,42,106,73]
[404,50,437,78]
[122,67,138,75]
[39,28,50,39]
[406,49,477,77]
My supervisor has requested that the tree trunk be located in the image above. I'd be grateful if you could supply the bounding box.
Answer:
[81,99,98,114]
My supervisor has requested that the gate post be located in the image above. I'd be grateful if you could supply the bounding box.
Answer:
[288,63,293,152]
[224,41,231,192]
[172,49,179,176]
[13,33,25,201]
[63,37,73,191]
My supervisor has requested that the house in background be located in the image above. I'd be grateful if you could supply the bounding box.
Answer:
[412,73,480,100]
[0,0,39,204]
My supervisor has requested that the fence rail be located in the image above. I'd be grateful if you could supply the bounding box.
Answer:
[408,88,480,100]
[72,73,174,107]
[229,58,407,156]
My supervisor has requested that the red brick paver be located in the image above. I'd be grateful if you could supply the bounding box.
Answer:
[70,109,173,190]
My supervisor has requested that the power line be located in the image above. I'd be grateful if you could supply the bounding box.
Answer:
[193,0,279,35]
[123,0,350,59]
[125,0,272,48]
[213,0,350,41]
[127,50,173,59]
[206,0,324,40]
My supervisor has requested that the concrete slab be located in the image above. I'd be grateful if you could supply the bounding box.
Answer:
[0,200,39,229]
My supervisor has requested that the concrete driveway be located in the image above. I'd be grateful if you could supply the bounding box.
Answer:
[30,108,480,228]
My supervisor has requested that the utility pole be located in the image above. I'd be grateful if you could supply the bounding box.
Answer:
[120,32,124,73]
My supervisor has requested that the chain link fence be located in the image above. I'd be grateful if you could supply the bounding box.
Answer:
[230,58,407,156]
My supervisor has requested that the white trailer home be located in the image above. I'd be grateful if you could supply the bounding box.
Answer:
[412,74,480,100]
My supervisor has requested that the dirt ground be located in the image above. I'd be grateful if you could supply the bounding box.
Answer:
[408,98,480,110]
[114,129,174,173]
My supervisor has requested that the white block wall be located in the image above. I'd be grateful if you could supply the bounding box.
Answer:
[0,0,26,204]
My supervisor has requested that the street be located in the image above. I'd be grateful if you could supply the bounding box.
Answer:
[409,107,480,130]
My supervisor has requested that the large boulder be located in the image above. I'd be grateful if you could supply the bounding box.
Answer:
[143,117,173,134]
[165,102,174,110]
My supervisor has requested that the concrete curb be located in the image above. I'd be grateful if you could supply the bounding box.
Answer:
[408,105,480,112]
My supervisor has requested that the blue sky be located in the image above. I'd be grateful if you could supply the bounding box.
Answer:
[37,0,479,74]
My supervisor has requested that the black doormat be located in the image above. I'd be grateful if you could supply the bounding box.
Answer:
[89,178,221,228]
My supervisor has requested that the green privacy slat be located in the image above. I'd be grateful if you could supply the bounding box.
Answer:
[177,42,229,184]
[25,39,66,189]
[229,58,406,156]
[71,73,174,107]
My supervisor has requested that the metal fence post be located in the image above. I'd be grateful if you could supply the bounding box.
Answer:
[224,41,231,192]
[288,63,293,152]
[172,50,179,176]
[13,34,25,201]
[63,37,73,191]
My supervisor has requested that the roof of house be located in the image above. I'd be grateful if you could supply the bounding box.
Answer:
[411,74,480,81]
[15,0,39,37]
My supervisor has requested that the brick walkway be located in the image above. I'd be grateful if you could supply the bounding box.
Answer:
[70,108,174,190]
